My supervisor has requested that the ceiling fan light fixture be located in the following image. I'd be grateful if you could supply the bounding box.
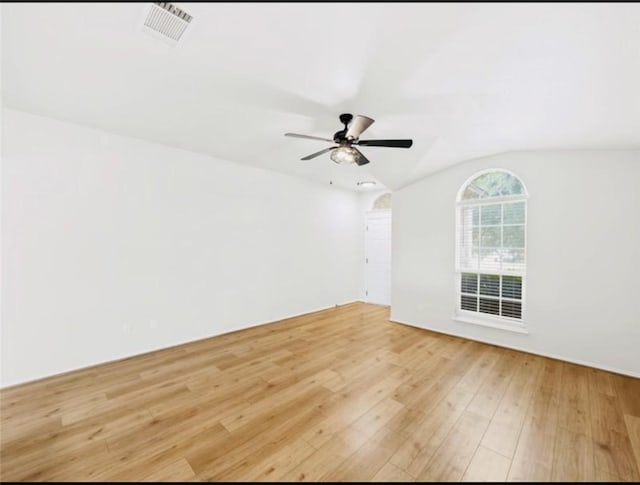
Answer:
[330,146,360,165]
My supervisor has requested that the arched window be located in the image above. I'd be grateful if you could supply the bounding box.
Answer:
[455,169,528,329]
[372,192,392,210]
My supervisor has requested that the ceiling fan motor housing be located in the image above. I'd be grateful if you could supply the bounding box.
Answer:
[334,113,354,143]
[333,130,348,144]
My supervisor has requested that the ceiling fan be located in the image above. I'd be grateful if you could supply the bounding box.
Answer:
[285,113,412,166]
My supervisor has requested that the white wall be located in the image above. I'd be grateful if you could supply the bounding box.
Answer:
[392,150,640,377]
[1,108,362,387]
[0,5,6,386]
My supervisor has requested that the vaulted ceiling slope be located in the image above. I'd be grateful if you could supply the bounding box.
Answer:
[2,3,639,190]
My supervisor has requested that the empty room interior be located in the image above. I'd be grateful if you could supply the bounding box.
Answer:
[1,2,640,482]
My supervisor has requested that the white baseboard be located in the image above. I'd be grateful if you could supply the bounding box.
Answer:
[390,318,640,379]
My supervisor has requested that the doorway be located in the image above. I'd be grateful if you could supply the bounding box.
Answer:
[365,208,392,306]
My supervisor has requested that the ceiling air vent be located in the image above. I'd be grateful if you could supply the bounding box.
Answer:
[143,2,192,43]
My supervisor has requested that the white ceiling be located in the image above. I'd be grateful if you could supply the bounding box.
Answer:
[3,3,639,191]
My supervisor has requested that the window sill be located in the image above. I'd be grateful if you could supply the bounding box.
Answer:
[453,314,529,335]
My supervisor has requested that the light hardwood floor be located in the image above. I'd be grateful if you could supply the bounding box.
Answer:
[1,302,639,481]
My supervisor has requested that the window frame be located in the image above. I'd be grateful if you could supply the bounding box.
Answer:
[454,169,529,333]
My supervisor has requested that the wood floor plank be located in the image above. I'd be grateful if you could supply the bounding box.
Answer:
[590,390,640,481]
[462,445,511,482]
[407,343,485,414]
[0,438,111,482]
[280,425,370,482]
[371,462,415,482]
[1,302,638,482]
[389,382,477,475]
[390,346,498,478]
[556,362,593,438]
[1,389,108,428]
[624,414,640,473]
[614,374,640,418]
[480,353,543,458]
[140,457,198,482]
[416,410,491,481]
[2,406,153,465]
[466,349,519,419]
[551,427,596,481]
[507,359,562,481]
[322,426,409,482]
[219,369,338,432]
[232,437,316,482]
[588,367,618,397]
[315,363,409,428]
[350,397,405,435]
[191,389,330,481]
[89,424,229,482]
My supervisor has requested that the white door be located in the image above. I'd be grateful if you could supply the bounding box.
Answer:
[365,209,392,305]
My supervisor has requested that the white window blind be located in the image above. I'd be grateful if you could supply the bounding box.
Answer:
[456,170,527,322]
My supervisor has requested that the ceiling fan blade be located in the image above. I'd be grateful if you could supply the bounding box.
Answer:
[301,146,337,161]
[285,133,333,142]
[345,115,375,140]
[353,147,370,166]
[356,139,413,148]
